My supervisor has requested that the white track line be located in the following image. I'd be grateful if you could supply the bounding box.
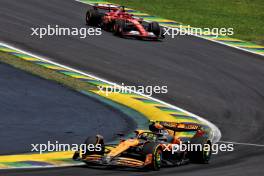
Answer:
[220,141,264,147]
[0,41,222,143]
[195,36,264,57]
[0,163,85,171]
[160,26,264,57]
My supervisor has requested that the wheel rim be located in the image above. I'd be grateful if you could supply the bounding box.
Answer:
[155,150,162,168]
[203,145,211,161]
[86,12,91,23]
[118,26,122,34]
[113,24,118,32]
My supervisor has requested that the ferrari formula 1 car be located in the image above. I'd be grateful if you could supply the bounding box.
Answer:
[85,4,165,40]
[73,121,213,170]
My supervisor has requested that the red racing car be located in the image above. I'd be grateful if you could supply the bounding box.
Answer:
[85,4,165,40]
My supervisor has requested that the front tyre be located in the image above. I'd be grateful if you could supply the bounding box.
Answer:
[148,22,161,37]
[72,151,80,160]
[143,143,163,171]
[82,135,105,158]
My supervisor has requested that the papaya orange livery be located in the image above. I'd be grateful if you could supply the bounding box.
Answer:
[73,121,213,170]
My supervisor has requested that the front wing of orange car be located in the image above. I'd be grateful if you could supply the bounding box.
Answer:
[81,154,153,168]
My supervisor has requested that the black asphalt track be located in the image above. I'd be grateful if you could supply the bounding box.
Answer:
[0,0,264,175]
[0,62,134,155]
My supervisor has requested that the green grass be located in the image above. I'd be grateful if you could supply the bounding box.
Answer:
[0,52,96,92]
[109,0,264,44]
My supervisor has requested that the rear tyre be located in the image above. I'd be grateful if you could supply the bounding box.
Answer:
[113,20,126,36]
[148,22,161,37]
[142,143,162,171]
[189,140,212,164]
[86,9,102,26]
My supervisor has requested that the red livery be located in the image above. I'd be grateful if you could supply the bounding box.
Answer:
[85,4,165,40]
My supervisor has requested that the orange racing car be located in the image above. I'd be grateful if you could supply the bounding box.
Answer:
[73,121,213,170]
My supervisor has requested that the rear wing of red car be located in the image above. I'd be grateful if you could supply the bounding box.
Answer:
[92,3,125,12]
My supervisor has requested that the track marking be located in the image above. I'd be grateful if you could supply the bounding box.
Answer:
[220,141,264,147]
[0,41,221,144]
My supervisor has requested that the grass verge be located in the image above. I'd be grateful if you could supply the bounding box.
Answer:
[109,0,264,44]
[0,51,96,92]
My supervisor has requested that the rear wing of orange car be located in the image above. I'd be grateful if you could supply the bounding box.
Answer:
[150,120,201,132]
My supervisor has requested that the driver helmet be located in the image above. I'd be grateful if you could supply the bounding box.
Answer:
[149,122,163,132]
